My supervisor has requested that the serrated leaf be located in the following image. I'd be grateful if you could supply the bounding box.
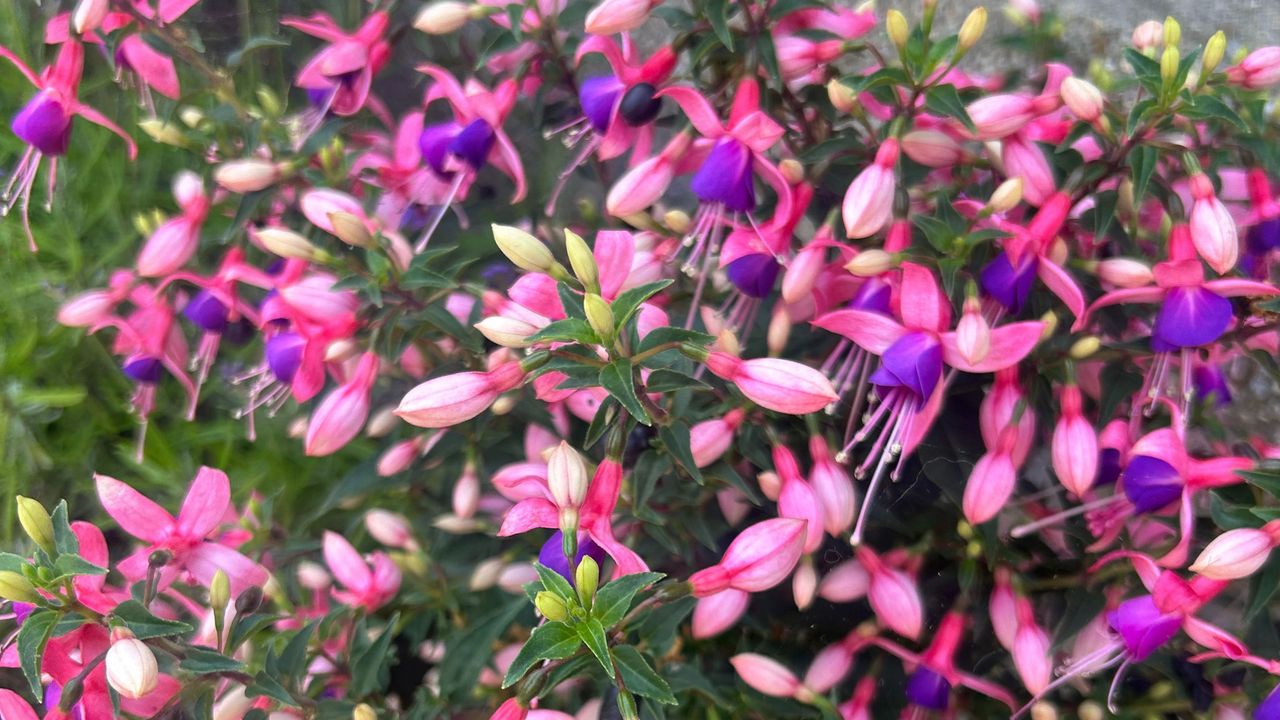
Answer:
[924,85,974,132]
[534,562,577,600]
[594,573,665,628]
[17,610,58,695]
[181,647,247,674]
[526,318,600,346]
[576,618,614,678]
[113,600,195,639]
[501,622,581,688]
[613,646,677,705]
[600,360,650,425]
[658,424,702,484]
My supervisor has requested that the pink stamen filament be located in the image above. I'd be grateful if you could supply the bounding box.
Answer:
[415,171,468,253]
[1009,493,1127,538]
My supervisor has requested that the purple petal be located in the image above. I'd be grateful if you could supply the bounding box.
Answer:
[266,332,305,384]
[849,276,892,315]
[870,331,943,399]
[906,666,951,710]
[419,122,462,175]
[725,253,780,298]
[1153,286,1232,349]
[538,531,607,584]
[690,137,755,212]
[1247,217,1280,253]
[183,290,229,333]
[980,252,1037,314]
[1122,454,1183,514]
[578,75,622,134]
[12,90,72,156]
[122,357,163,384]
[619,83,662,127]
[1256,680,1280,720]
[1106,595,1182,661]
[1193,364,1232,407]
[449,118,496,170]
[1093,447,1122,487]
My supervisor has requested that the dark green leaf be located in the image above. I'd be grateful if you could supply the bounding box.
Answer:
[1246,554,1280,621]
[526,318,600,346]
[349,614,399,697]
[1129,145,1158,205]
[1210,491,1261,531]
[0,553,25,572]
[613,646,677,705]
[584,397,619,450]
[636,327,714,357]
[706,0,734,50]
[437,598,527,695]
[558,283,586,320]
[658,424,702,484]
[228,36,289,68]
[17,610,58,695]
[50,553,108,580]
[924,85,974,132]
[501,621,581,688]
[600,359,650,425]
[113,599,195,639]
[278,623,316,678]
[643,369,709,394]
[594,572,665,628]
[611,281,673,334]
[51,500,78,556]
[576,617,615,678]
[1241,465,1280,497]
[180,647,247,674]
[1185,94,1247,131]
[535,562,577,601]
[248,670,298,707]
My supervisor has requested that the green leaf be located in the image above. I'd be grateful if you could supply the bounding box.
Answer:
[600,359,650,425]
[525,318,600,346]
[1123,48,1161,82]
[658,424,702,484]
[576,617,615,678]
[643,369,710,394]
[180,647,247,674]
[50,500,78,556]
[584,397,619,450]
[924,85,974,132]
[349,614,399,697]
[611,280,673,334]
[228,36,289,68]
[1184,94,1247,131]
[706,0,734,50]
[1129,145,1158,205]
[535,562,577,601]
[437,598,527,695]
[1241,465,1280,497]
[594,572,665,628]
[17,610,58,695]
[50,553,107,580]
[0,553,25,572]
[558,283,586,320]
[113,600,195,639]
[501,621,581,688]
[1210,491,1261,531]
[278,623,316,678]
[248,670,298,707]
[636,327,714,357]
[1246,554,1280,621]
[613,646,677,705]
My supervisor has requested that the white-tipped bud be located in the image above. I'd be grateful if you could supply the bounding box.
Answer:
[475,316,540,348]
[297,560,332,591]
[470,557,506,590]
[329,212,375,248]
[365,405,400,438]
[827,79,859,114]
[1096,258,1153,288]
[365,510,415,549]
[987,177,1024,213]
[72,0,109,35]
[493,224,556,273]
[1060,76,1104,123]
[105,637,159,700]
[256,227,324,261]
[547,442,590,510]
[413,1,471,34]
[844,249,896,277]
[214,159,282,193]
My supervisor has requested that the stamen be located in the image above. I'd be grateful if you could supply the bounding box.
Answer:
[1009,494,1126,538]
[545,135,602,215]
[415,171,467,253]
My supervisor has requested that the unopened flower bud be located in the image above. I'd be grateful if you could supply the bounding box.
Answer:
[493,225,556,273]
[257,227,325,262]
[1069,336,1101,359]
[1161,46,1181,86]
[491,394,517,416]
[1163,16,1181,48]
[235,585,265,615]
[1038,310,1059,341]
[958,7,987,52]
[366,510,415,550]
[583,293,615,341]
[470,557,505,590]
[827,79,858,114]
[1030,701,1058,720]
[214,159,282,193]
[547,442,589,510]
[149,549,173,568]
[778,159,804,185]
[365,405,399,438]
[576,555,600,608]
[844,249,896,277]
[1203,31,1227,75]
[353,704,377,720]
[886,10,909,50]
[476,316,540,348]
[1096,258,1153,287]
[413,1,471,34]
[563,229,599,293]
[105,637,158,700]
[1078,701,1105,720]
[1132,20,1163,53]
[210,569,230,614]
[987,177,1024,213]
[1060,77,1104,123]
[0,571,38,603]
[534,591,570,622]
[138,119,187,147]
[16,496,54,555]
[663,210,691,234]
[72,0,109,34]
[329,212,375,248]
[178,106,204,128]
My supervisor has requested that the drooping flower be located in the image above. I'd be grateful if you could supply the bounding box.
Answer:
[323,531,401,611]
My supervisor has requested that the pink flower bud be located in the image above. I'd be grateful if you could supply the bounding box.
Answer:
[377,438,424,476]
[989,567,1018,651]
[689,518,807,596]
[1059,76,1104,123]
[453,463,481,519]
[690,409,745,467]
[808,436,855,536]
[297,560,331,591]
[804,641,856,694]
[397,363,525,428]
[730,653,803,698]
[955,296,991,366]
[300,188,369,236]
[605,132,690,217]
[305,353,379,456]
[1131,20,1163,51]
[72,0,109,34]
[842,139,898,239]
[901,129,966,168]
[1013,598,1051,694]
[365,509,414,549]
[704,352,837,415]
[857,546,922,640]
[757,470,782,502]
[782,243,827,304]
[105,637,159,700]
[1188,172,1240,274]
[58,289,120,327]
[817,559,869,603]
[137,215,201,277]
[585,0,658,35]
[491,698,528,720]
[962,427,1018,525]
[214,158,282,193]
[1189,521,1280,579]
[1001,132,1055,206]
[775,36,843,85]
[980,368,1036,466]
[793,558,817,610]
[776,448,824,554]
[547,442,589,510]
[965,94,1036,140]
[691,588,750,638]
[1051,384,1098,497]
[717,487,751,527]
[1226,46,1280,89]
[1096,258,1154,288]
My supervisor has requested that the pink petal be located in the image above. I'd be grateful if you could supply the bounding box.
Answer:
[1202,278,1280,298]
[280,15,347,42]
[119,36,179,99]
[119,674,181,716]
[1036,259,1086,325]
[656,85,726,138]
[812,309,908,353]
[1182,617,1248,658]
[1079,286,1166,331]
[588,522,650,578]
[0,45,41,88]
[176,467,232,540]
[0,689,38,720]
[594,231,636,301]
[691,589,750,639]
[95,474,173,543]
[186,543,268,596]
[417,63,476,120]
[897,262,950,332]
[490,128,528,203]
[323,531,372,592]
[157,0,200,22]
[74,102,138,159]
[497,497,558,536]
[941,321,1043,373]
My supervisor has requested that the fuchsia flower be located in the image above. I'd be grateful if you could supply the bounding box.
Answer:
[397,361,527,428]
[689,518,806,596]
[283,11,390,125]
[1051,383,1098,497]
[703,351,837,415]
[605,129,693,217]
[1190,520,1280,580]
[842,139,898,239]
[1187,170,1241,274]
[873,611,1018,710]
[95,468,268,596]
[962,423,1020,525]
[808,435,856,536]
[730,653,817,702]
[584,0,661,35]
[1012,596,1051,694]
[773,445,825,554]
[689,408,745,467]
[813,262,1043,542]
[979,190,1087,323]
[305,351,380,456]
[854,546,922,640]
[323,531,401,611]
[0,39,137,249]
[136,171,210,277]
[1226,46,1280,89]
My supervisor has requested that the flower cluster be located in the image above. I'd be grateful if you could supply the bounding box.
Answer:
[4,0,1280,718]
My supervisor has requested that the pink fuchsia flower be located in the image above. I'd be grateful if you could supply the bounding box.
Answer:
[397,361,527,428]
[1187,170,1240,274]
[1012,596,1051,694]
[813,262,1043,543]
[1226,46,1280,89]
[1051,383,1098,497]
[605,129,693,217]
[730,653,817,703]
[58,269,135,327]
[0,690,36,720]
[95,467,268,596]
[691,588,750,639]
[837,676,878,720]
[70,521,131,614]
[490,697,528,720]
[1189,520,1280,580]
[689,518,807,596]
[773,34,844,89]
[989,567,1018,651]
[702,351,837,414]
[0,39,137,250]
[283,11,390,119]
[690,408,745,467]
[773,445,825,554]
[136,171,210,277]
[323,531,401,611]
[842,139,898,239]
[817,559,869,603]
[855,546,922,640]
[999,130,1055,206]
[962,423,1020,525]
[979,190,1086,322]
[305,351,380,456]
[808,435,856,536]
[873,611,1018,711]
